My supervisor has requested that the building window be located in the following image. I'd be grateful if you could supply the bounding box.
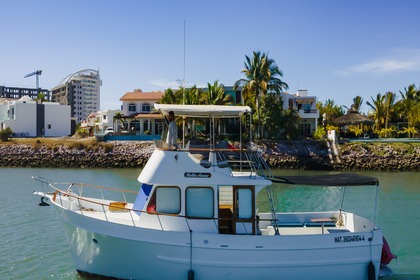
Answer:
[186,187,214,218]
[47,124,52,129]
[142,103,151,112]
[128,103,136,112]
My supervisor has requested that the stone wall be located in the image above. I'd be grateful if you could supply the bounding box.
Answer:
[0,140,419,171]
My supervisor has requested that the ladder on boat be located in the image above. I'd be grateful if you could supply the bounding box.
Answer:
[267,186,280,235]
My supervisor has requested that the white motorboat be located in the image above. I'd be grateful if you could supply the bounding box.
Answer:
[34,104,395,280]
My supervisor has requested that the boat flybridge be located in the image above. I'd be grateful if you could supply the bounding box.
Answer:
[33,104,395,280]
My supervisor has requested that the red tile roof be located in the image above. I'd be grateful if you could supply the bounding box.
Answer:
[120,91,164,101]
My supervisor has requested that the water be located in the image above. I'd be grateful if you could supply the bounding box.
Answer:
[0,168,418,279]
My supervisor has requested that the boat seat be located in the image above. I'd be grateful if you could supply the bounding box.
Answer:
[304,222,336,227]
[200,160,212,168]
[109,201,128,212]
[217,160,229,168]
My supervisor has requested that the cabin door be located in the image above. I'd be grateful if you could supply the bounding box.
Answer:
[233,186,255,235]
[218,185,255,234]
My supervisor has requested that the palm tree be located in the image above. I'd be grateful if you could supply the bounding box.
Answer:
[202,80,233,105]
[159,88,178,104]
[36,92,46,104]
[234,51,288,138]
[383,91,396,134]
[395,84,420,135]
[366,93,386,131]
[344,96,364,112]
[183,85,203,105]
[319,99,343,126]
[113,112,125,133]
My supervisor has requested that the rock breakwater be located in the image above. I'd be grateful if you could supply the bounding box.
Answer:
[0,140,419,171]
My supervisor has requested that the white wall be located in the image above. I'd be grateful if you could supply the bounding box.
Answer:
[13,102,37,136]
[44,103,71,137]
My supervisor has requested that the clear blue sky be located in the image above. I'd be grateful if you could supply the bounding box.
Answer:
[1,0,420,113]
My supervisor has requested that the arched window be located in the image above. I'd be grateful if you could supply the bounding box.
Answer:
[128,103,136,112]
[142,103,151,112]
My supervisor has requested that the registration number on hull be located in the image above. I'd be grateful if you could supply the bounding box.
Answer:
[334,235,365,243]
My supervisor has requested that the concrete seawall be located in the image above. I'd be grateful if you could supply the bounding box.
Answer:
[0,140,419,171]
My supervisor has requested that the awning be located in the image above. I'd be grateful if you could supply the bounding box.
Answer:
[272,173,379,186]
[134,113,164,119]
[154,104,252,118]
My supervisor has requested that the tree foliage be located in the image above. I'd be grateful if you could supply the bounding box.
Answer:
[260,94,283,139]
[317,99,344,127]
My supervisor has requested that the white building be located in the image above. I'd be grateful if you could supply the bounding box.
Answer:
[281,90,319,137]
[81,109,121,136]
[51,69,102,124]
[0,96,71,137]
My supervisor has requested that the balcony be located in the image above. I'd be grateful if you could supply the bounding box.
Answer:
[298,109,319,119]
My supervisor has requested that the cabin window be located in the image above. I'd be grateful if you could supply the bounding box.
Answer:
[186,187,214,218]
[148,186,180,214]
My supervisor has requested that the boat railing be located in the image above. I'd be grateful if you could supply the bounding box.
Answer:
[184,147,272,179]
[153,140,273,179]
[33,176,277,234]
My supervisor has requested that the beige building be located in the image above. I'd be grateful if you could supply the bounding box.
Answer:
[52,69,102,124]
[119,89,164,135]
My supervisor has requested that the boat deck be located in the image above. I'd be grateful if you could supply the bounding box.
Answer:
[72,208,351,236]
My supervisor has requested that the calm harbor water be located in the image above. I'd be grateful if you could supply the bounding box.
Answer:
[0,167,418,279]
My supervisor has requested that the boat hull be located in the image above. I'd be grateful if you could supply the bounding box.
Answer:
[55,205,383,280]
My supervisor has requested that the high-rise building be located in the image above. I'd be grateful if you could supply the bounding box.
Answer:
[51,69,102,124]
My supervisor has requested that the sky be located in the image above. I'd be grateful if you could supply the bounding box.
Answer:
[1,0,420,114]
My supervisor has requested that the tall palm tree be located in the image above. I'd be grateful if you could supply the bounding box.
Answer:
[399,84,419,102]
[352,96,364,112]
[383,91,396,134]
[202,80,233,105]
[366,93,386,131]
[397,84,420,128]
[344,95,364,112]
[234,51,288,138]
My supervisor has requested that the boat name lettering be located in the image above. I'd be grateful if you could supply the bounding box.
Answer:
[184,172,212,178]
[334,235,365,243]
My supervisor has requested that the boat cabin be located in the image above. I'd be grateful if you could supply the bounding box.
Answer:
[133,104,271,235]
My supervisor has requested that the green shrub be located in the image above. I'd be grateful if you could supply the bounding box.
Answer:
[313,127,327,140]
[0,127,13,142]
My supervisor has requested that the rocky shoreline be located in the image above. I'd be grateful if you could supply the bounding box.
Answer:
[0,140,419,171]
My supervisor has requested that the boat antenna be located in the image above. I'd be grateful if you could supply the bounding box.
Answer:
[183,19,186,105]
[182,20,187,148]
